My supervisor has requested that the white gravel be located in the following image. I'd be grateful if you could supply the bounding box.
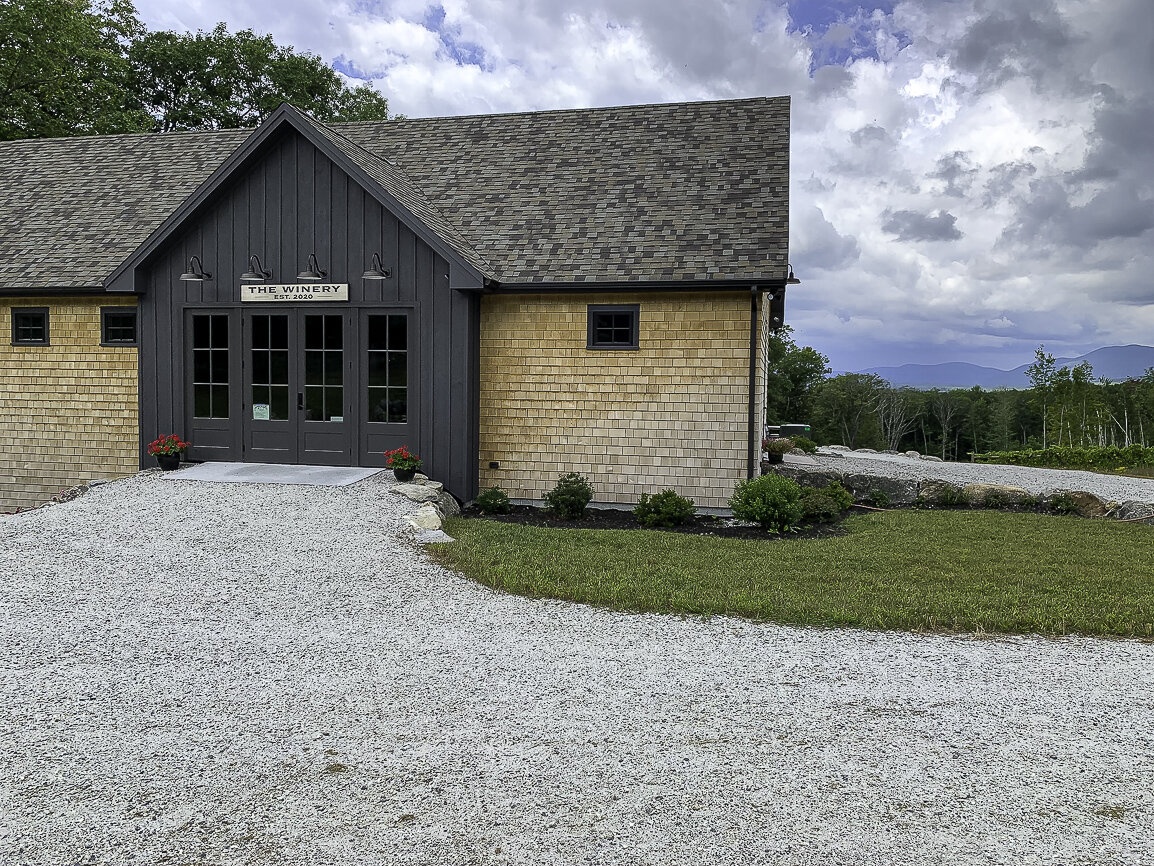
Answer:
[1,470,1152,865]
[815,449,1154,503]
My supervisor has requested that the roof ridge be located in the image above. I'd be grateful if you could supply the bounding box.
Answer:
[335,94,786,129]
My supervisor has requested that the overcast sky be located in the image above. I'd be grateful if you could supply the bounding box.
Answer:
[134,0,1153,372]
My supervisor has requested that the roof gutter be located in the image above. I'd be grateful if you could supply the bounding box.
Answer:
[480,278,790,295]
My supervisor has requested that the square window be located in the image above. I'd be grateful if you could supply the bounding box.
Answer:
[587,304,639,350]
[11,308,48,345]
[101,308,137,346]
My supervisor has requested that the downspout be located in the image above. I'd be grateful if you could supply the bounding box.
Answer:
[747,285,759,478]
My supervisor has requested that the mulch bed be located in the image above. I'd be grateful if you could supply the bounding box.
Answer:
[457,504,848,541]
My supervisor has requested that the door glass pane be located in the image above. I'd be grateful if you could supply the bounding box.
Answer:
[194,384,211,418]
[368,387,387,421]
[192,314,229,418]
[270,386,289,421]
[366,314,407,423]
[324,315,342,349]
[388,352,406,387]
[271,315,288,349]
[305,315,322,349]
[388,388,407,423]
[324,386,343,420]
[305,386,323,421]
[211,315,229,348]
[305,351,323,386]
[324,352,342,386]
[368,353,387,386]
[388,315,406,351]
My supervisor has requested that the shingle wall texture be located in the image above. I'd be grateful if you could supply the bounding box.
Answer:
[478,293,762,510]
[0,298,138,511]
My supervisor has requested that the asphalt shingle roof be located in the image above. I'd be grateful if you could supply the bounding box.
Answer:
[0,96,789,290]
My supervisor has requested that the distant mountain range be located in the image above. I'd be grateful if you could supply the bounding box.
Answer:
[859,345,1154,390]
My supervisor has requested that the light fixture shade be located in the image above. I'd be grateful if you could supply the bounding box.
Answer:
[297,253,327,281]
[179,255,212,281]
[785,263,801,285]
[240,254,272,281]
[362,252,391,280]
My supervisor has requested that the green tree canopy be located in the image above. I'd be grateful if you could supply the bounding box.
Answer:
[763,325,831,425]
[0,0,150,140]
[813,372,887,449]
[126,23,395,131]
[0,2,395,141]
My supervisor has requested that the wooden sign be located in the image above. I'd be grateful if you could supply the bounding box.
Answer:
[241,284,349,302]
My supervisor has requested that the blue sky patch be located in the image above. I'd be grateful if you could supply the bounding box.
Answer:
[787,0,909,72]
[422,3,489,69]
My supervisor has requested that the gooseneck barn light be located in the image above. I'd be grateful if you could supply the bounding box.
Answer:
[178,255,212,281]
[361,252,392,280]
[297,253,327,281]
[240,255,272,281]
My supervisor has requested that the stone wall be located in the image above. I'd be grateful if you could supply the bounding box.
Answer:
[477,292,762,509]
[0,297,139,511]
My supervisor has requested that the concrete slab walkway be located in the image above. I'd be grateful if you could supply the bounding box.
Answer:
[162,461,383,487]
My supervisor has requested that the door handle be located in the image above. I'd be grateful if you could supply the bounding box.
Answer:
[297,392,304,411]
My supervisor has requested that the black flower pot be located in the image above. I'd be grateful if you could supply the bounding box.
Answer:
[393,468,416,483]
[156,453,181,471]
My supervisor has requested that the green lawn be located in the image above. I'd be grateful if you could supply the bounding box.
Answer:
[429,511,1154,637]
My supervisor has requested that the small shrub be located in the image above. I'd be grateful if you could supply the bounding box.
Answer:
[938,485,967,508]
[800,490,840,522]
[474,486,511,514]
[634,489,696,527]
[1020,494,1042,510]
[982,489,1008,510]
[822,481,854,511]
[865,489,891,509]
[729,475,804,533]
[1049,492,1079,515]
[544,472,594,519]
[791,436,818,454]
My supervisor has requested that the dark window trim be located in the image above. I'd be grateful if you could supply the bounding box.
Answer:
[586,304,640,350]
[100,307,138,347]
[11,307,49,345]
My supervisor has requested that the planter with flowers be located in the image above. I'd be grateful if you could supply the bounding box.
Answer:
[148,434,191,471]
[385,446,422,483]
[762,436,794,465]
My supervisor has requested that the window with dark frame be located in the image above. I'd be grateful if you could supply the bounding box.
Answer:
[11,308,49,345]
[587,304,640,350]
[101,308,138,346]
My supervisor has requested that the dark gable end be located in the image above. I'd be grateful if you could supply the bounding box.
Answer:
[105,104,488,294]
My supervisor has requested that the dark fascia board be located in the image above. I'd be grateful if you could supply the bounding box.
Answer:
[103,103,485,292]
[482,279,790,295]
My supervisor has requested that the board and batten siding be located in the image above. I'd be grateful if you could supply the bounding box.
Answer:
[129,127,481,501]
[478,292,763,510]
[0,297,139,511]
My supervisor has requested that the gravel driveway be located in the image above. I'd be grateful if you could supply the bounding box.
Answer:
[1,470,1152,865]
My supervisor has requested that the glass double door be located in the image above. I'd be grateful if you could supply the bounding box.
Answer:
[245,310,351,465]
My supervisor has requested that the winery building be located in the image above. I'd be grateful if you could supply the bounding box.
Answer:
[0,96,793,512]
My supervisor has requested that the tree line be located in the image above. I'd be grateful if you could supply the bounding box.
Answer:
[766,332,1154,459]
[1,0,395,141]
